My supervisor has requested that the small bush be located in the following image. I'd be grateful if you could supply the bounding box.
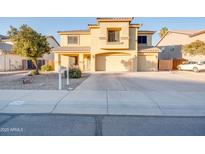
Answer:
[41,64,53,72]
[64,68,81,78]
[28,70,36,76]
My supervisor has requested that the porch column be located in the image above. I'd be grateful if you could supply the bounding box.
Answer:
[66,56,70,86]
[79,53,84,71]
[57,54,62,90]
[90,54,95,72]
[54,53,61,72]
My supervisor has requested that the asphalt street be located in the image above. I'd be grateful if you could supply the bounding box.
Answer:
[0,114,205,136]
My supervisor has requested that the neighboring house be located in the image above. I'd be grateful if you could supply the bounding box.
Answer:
[0,42,23,71]
[0,34,59,71]
[0,35,23,71]
[53,17,160,72]
[156,29,205,61]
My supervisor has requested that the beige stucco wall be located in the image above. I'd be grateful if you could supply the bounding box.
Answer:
[97,22,129,49]
[59,22,140,52]
[90,28,100,52]
[0,53,23,71]
[137,52,158,71]
[90,22,138,54]
[60,34,91,47]
[129,28,138,50]
[54,53,77,71]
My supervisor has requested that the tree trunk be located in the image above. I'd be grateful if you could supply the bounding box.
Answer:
[32,59,39,75]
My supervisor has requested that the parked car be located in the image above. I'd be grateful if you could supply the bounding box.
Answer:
[177,61,205,72]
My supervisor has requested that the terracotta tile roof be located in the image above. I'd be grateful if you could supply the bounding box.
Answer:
[57,30,90,34]
[58,30,89,33]
[52,46,91,52]
[97,17,133,21]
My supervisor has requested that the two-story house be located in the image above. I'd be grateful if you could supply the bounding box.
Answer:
[53,18,160,72]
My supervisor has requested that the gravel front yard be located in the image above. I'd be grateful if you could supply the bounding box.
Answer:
[0,72,90,90]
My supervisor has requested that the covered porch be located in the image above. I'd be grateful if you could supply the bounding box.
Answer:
[52,46,92,72]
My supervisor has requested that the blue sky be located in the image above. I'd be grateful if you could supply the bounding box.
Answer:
[1,17,205,45]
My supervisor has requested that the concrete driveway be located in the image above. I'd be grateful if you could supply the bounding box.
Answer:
[55,71,205,116]
[1,71,205,116]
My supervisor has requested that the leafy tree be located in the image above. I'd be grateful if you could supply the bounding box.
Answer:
[159,27,168,38]
[8,25,50,75]
[183,40,205,55]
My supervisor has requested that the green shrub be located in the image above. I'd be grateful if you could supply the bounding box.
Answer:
[64,68,81,78]
[41,64,53,72]
[28,70,37,76]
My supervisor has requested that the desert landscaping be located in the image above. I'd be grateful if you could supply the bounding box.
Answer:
[0,71,89,90]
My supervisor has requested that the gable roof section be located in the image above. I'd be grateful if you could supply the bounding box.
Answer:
[0,42,12,52]
[0,34,9,39]
[156,29,205,46]
[46,36,60,46]
[190,29,205,37]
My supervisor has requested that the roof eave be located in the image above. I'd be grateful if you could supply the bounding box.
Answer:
[155,31,170,46]
[189,30,205,37]
[46,36,60,46]
[96,17,134,23]
[138,30,156,34]
[129,24,142,28]
[57,31,90,35]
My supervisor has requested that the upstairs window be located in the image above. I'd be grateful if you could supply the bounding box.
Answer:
[68,36,78,44]
[138,36,147,44]
[108,30,120,42]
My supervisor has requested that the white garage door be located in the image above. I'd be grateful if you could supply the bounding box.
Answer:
[96,55,131,72]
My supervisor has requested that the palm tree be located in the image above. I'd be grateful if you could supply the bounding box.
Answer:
[159,27,168,38]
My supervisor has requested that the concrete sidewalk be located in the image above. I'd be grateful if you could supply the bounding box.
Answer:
[0,90,205,116]
[0,70,29,75]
